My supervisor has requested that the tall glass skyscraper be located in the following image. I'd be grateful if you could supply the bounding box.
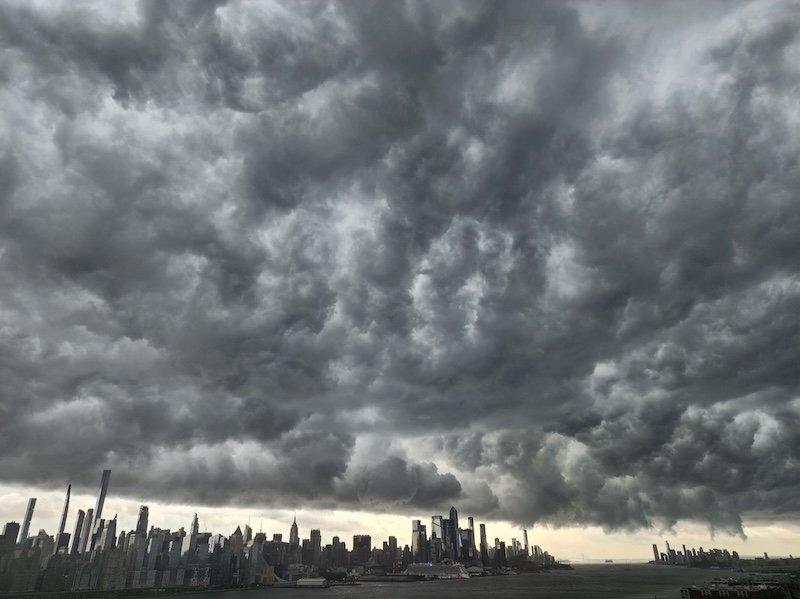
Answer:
[448,506,460,558]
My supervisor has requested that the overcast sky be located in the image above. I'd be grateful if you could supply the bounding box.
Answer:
[1,0,799,558]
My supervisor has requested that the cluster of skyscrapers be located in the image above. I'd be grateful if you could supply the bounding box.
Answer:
[410,506,552,567]
[0,469,554,593]
[652,540,744,566]
[3,470,111,559]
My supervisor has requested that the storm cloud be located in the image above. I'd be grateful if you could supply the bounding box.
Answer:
[1,0,799,538]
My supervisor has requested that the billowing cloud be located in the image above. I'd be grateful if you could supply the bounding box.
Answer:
[1,0,799,537]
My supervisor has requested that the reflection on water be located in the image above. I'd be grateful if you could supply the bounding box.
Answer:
[167,564,727,599]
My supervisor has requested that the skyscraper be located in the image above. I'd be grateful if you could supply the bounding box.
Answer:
[78,508,93,554]
[2,522,20,543]
[243,523,253,544]
[135,505,149,535]
[182,512,199,559]
[18,498,36,544]
[98,515,117,551]
[70,510,85,556]
[310,529,322,566]
[93,470,111,523]
[54,484,71,554]
[448,506,460,558]
[523,529,529,557]
[89,469,111,550]
[289,516,299,547]
[351,535,371,571]
[479,523,489,564]
[411,522,427,563]
[431,515,443,540]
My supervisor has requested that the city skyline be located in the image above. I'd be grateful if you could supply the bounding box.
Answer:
[1,481,796,561]
[1,0,799,564]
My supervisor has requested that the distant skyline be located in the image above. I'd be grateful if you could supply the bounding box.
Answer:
[1,483,797,561]
[1,0,799,561]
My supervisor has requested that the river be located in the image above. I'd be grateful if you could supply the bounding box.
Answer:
[173,564,727,599]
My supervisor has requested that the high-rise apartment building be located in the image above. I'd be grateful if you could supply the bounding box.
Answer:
[310,529,322,566]
[18,498,36,544]
[69,510,85,556]
[352,535,371,570]
[431,515,443,540]
[54,485,71,554]
[136,505,149,535]
[411,522,427,563]
[479,523,489,563]
[78,508,93,554]
[89,469,111,551]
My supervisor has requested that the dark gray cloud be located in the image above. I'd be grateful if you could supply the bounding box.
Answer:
[1,0,799,537]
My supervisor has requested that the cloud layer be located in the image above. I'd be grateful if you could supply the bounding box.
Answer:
[1,0,799,537]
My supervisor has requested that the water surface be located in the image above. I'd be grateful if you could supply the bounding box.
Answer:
[175,564,726,599]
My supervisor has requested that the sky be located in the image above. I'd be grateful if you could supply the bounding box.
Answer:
[0,0,799,561]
